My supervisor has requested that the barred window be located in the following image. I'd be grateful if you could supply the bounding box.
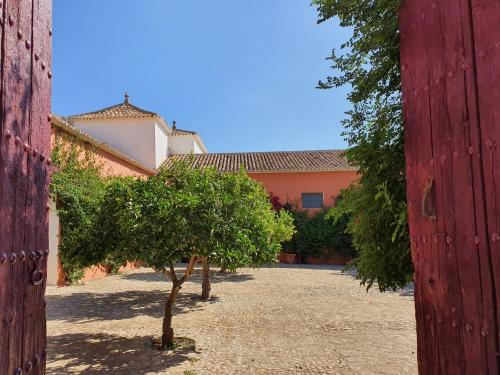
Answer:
[301,193,323,209]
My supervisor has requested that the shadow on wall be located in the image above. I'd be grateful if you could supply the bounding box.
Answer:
[122,269,255,284]
[47,333,194,374]
[46,289,218,323]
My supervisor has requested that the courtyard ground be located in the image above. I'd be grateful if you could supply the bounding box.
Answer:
[46,265,417,375]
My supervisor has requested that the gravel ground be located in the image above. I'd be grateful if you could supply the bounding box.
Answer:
[46,265,417,375]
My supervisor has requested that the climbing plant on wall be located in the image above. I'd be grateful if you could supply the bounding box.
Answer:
[49,131,121,283]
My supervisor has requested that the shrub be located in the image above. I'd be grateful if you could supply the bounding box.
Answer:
[282,209,354,260]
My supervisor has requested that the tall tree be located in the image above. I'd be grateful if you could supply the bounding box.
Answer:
[162,164,294,300]
[313,0,412,290]
[100,161,294,348]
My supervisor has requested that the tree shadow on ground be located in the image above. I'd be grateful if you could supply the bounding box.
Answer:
[47,333,195,375]
[333,268,414,298]
[47,289,218,323]
[123,269,254,284]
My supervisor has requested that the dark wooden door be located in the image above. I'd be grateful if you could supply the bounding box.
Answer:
[400,0,500,373]
[0,0,52,374]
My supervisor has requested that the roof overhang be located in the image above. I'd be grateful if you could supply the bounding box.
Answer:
[51,115,156,175]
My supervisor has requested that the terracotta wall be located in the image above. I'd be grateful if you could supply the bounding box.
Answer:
[248,170,358,212]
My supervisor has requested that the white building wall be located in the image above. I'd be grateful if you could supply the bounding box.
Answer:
[72,118,159,170]
[47,199,60,286]
[193,139,203,154]
[169,135,203,155]
[154,122,169,167]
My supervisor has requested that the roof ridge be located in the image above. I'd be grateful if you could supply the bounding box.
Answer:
[187,149,347,155]
[67,100,160,121]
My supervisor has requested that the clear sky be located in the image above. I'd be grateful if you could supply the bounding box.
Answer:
[53,0,351,153]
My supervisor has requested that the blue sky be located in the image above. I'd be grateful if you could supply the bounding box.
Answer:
[53,1,351,153]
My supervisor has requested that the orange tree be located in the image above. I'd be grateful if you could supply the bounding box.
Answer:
[97,161,294,349]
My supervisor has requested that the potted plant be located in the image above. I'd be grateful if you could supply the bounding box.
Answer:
[285,252,296,264]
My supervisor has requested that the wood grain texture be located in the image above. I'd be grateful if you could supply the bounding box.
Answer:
[400,0,500,373]
[0,0,52,374]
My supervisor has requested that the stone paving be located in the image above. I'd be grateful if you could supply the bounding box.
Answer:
[46,265,417,374]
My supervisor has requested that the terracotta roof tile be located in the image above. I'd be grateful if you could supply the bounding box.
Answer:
[164,150,356,173]
[68,102,159,121]
[171,128,197,136]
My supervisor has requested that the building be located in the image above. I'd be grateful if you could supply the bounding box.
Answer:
[166,151,357,212]
[49,95,358,285]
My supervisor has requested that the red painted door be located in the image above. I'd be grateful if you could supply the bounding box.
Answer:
[400,0,500,373]
[0,0,52,374]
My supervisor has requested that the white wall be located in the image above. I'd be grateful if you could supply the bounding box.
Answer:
[193,139,203,154]
[169,135,203,155]
[73,118,160,169]
[47,199,60,286]
[154,122,169,167]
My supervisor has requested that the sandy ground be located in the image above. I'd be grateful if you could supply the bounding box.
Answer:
[46,265,417,375]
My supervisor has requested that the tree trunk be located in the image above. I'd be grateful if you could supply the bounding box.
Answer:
[218,266,227,274]
[201,257,211,300]
[161,282,181,349]
[159,257,197,349]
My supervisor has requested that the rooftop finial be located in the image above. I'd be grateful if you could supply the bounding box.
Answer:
[172,120,177,130]
[124,92,130,104]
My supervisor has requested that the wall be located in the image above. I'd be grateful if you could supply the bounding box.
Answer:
[154,123,169,167]
[72,118,160,169]
[169,135,202,155]
[193,139,203,154]
[248,170,358,211]
[47,199,60,286]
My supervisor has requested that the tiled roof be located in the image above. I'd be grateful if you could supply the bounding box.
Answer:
[68,102,158,121]
[50,114,156,175]
[171,128,197,136]
[164,150,356,173]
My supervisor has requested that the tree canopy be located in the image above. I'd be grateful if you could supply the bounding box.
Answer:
[313,0,412,290]
[96,160,294,347]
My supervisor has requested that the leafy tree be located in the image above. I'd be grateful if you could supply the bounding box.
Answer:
[99,161,294,348]
[49,132,114,282]
[161,164,295,301]
[313,0,412,290]
[98,171,198,349]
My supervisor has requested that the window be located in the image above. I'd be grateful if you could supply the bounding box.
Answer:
[301,193,323,209]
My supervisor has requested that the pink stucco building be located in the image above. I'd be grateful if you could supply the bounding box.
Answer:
[49,96,358,285]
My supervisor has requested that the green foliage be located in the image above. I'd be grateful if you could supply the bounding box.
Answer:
[283,209,354,260]
[49,133,118,282]
[313,0,412,290]
[99,160,295,272]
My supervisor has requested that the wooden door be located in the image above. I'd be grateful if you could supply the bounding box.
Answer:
[0,0,52,374]
[400,0,500,373]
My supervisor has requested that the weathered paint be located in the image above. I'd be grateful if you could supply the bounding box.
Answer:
[0,0,52,373]
[248,170,358,211]
[400,0,500,373]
